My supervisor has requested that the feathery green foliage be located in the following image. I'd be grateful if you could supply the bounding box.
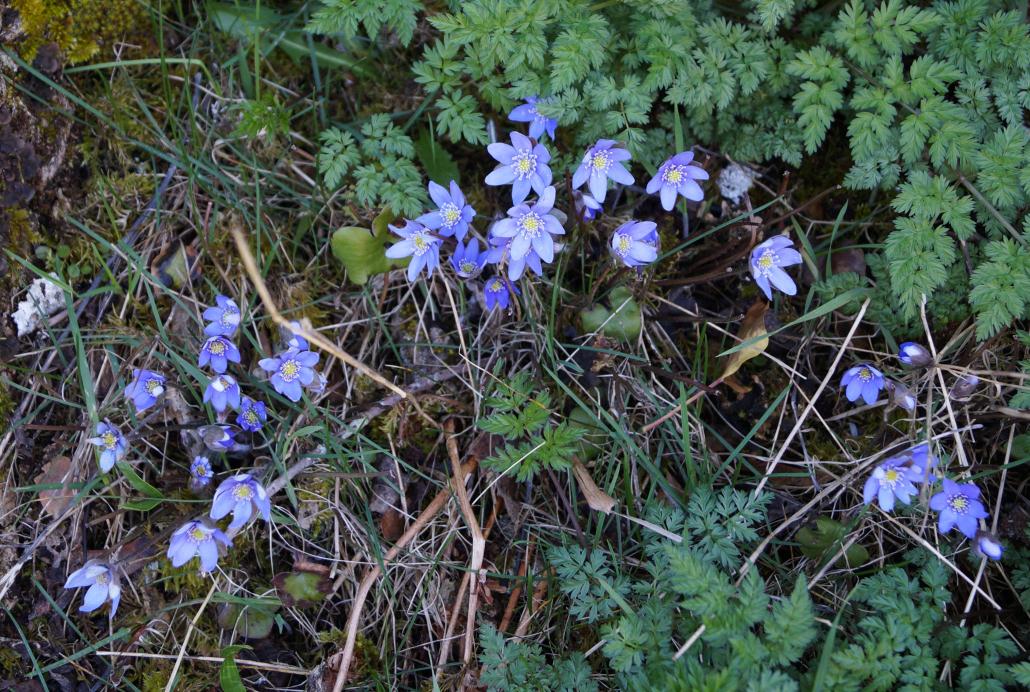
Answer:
[316,115,426,217]
[478,372,586,481]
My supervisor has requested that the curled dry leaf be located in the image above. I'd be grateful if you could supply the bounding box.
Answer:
[719,301,770,393]
[36,455,75,519]
[572,458,616,515]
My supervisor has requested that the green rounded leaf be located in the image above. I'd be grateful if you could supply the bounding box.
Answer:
[580,286,642,342]
[330,209,408,285]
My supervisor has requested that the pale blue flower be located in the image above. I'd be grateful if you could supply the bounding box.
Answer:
[646,151,708,210]
[750,236,803,300]
[509,96,557,140]
[125,369,165,413]
[610,220,659,268]
[64,560,121,618]
[485,131,553,204]
[198,336,241,374]
[417,181,475,241]
[451,239,488,279]
[190,455,213,488]
[258,348,320,402]
[203,295,241,337]
[571,139,633,203]
[486,234,544,282]
[210,473,272,531]
[930,479,988,539]
[384,220,442,282]
[203,374,241,413]
[87,421,126,472]
[863,457,921,511]
[483,277,519,311]
[840,364,886,405]
[573,190,602,221]
[490,186,565,265]
[167,520,231,573]
[236,396,267,432]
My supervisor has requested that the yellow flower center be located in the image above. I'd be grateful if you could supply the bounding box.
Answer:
[280,359,300,381]
[758,251,774,269]
[591,151,610,171]
[233,484,253,501]
[460,260,478,274]
[523,216,539,232]
[667,169,682,183]
[102,432,117,449]
[442,205,461,225]
[195,464,209,477]
[244,410,258,424]
[96,572,109,585]
[490,279,503,292]
[209,340,225,355]
[615,234,632,256]
[189,527,207,542]
[858,368,872,381]
[950,496,968,512]
[884,469,899,483]
[145,378,161,394]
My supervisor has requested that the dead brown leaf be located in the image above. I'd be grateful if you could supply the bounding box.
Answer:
[36,455,75,519]
[572,459,616,514]
[719,301,770,391]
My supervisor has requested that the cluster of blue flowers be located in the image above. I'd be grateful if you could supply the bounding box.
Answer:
[64,295,288,619]
[383,97,801,311]
[862,443,1003,561]
[840,342,926,408]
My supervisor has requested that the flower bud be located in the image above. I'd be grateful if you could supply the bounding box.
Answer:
[887,381,917,411]
[949,374,980,401]
[898,342,932,367]
[976,533,1004,561]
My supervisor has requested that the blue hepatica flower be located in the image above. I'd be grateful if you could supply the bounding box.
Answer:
[283,321,309,351]
[125,368,166,413]
[573,190,602,221]
[483,276,519,312]
[203,295,241,338]
[64,560,121,618]
[508,96,557,140]
[930,478,988,539]
[486,233,543,282]
[749,236,803,300]
[198,336,241,374]
[87,421,126,472]
[863,457,921,511]
[203,374,241,413]
[610,220,659,268]
[976,533,1004,560]
[898,342,932,367]
[417,181,475,241]
[237,396,267,432]
[840,363,886,404]
[385,220,442,282]
[646,151,709,210]
[451,239,488,279]
[211,473,272,531]
[486,131,553,204]
[167,520,232,573]
[259,348,320,402]
[906,442,939,481]
[190,455,213,488]
[491,186,565,266]
[572,139,633,203]
[200,424,236,451]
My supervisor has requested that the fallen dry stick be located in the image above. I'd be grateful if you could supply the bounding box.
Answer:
[229,222,434,426]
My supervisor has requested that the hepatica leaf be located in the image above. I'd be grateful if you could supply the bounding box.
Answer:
[330,209,408,285]
[580,286,642,341]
